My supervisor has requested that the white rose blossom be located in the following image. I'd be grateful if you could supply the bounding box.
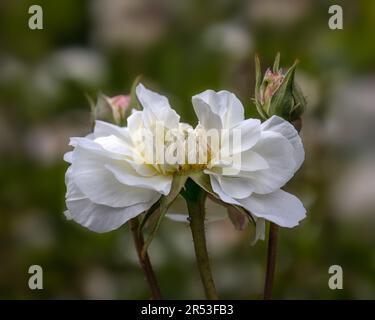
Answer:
[191,89,306,229]
[64,84,183,232]
[64,84,306,238]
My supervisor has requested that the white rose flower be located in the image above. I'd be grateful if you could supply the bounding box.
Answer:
[64,84,183,232]
[192,89,306,228]
[64,84,306,237]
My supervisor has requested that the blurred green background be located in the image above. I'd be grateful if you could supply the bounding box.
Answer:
[0,0,374,299]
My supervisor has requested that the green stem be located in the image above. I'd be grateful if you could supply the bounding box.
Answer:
[183,179,219,300]
[263,217,279,299]
[129,217,162,300]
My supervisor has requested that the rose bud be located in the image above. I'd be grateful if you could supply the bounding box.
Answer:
[254,53,306,123]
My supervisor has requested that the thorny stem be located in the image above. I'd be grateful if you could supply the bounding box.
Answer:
[129,217,162,300]
[183,179,219,300]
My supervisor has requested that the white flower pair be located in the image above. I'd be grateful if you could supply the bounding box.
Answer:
[64,84,306,238]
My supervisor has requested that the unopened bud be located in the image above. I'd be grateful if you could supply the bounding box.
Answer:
[94,94,130,126]
[107,95,131,125]
[254,54,306,122]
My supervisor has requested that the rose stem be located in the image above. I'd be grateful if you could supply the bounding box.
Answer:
[263,222,278,299]
[183,179,219,300]
[129,217,162,300]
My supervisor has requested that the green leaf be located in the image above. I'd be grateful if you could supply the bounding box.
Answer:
[141,175,188,259]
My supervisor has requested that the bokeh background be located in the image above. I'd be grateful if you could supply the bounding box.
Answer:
[1,0,374,299]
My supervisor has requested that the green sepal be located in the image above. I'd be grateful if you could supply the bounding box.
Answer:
[128,75,142,112]
[141,175,188,259]
[268,60,298,120]
[254,54,262,107]
[138,199,161,232]
[272,52,280,73]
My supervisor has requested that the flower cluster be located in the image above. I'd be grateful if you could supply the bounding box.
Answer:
[64,80,306,239]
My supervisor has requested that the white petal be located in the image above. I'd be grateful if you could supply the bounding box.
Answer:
[69,133,94,147]
[94,135,134,158]
[127,110,143,133]
[192,93,223,130]
[218,91,245,128]
[93,120,130,141]
[66,198,154,233]
[238,189,306,228]
[64,151,73,163]
[192,89,244,129]
[209,174,241,206]
[105,162,172,195]
[65,168,158,232]
[209,150,269,177]
[71,146,159,207]
[261,116,305,170]
[69,136,125,160]
[136,83,180,129]
[238,150,269,172]
[213,174,254,199]
[249,131,296,194]
[228,118,261,154]
[129,161,158,177]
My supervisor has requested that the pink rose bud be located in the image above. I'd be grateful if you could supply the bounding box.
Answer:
[260,69,285,106]
[106,95,131,125]
[254,54,306,122]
